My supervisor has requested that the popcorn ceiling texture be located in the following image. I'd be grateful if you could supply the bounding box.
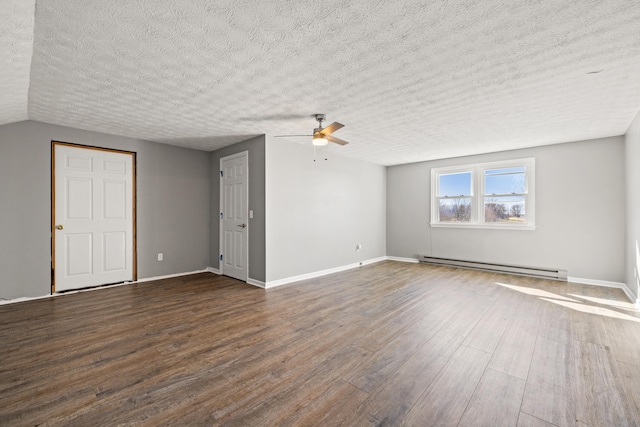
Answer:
[3,0,640,164]
[0,0,35,126]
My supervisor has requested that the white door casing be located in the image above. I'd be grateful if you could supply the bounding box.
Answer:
[53,143,135,292]
[220,151,248,282]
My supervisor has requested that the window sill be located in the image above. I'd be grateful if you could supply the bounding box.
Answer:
[430,223,536,231]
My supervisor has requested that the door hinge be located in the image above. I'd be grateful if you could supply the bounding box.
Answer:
[220,254,223,261]
[220,212,223,218]
[220,170,223,177]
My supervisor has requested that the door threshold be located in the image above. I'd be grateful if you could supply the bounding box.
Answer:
[56,281,126,294]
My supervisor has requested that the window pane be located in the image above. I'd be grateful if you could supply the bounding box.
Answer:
[439,172,471,197]
[484,196,525,223]
[439,198,471,222]
[485,168,525,195]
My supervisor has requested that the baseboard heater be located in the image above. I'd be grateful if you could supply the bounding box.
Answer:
[418,255,568,281]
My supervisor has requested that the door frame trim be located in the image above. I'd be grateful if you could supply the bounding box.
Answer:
[219,150,249,281]
[51,141,138,293]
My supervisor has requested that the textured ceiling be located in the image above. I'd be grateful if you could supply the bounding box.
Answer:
[2,0,640,165]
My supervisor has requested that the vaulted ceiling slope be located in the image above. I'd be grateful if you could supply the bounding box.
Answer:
[1,0,640,165]
[0,0,35,125]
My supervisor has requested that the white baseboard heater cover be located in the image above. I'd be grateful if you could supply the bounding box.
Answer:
[418,255,568,281]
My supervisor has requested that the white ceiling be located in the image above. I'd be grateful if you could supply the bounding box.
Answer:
[2,0,640,165]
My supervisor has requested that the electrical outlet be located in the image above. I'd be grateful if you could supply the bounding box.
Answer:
[356,244,362,252]
[158,253,163,261]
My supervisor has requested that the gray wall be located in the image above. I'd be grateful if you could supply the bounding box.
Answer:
[387,136,625,283]
[625,112,640,301]
[265,136,386,282]
[0,120,210,300]
[210,135,266,282]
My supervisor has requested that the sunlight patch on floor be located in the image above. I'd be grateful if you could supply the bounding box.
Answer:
[567,294,638,312]
[496,281,640,323]
[495,282,578,302]
[540,298,640,323]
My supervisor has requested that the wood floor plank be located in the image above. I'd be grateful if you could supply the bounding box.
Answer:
[401,345,492,426]
[573,340,638,426]
[351,281,455,353]
[517,412,560,427]
[200,324,367,422]
[70,371,217,426]
[603,317,640,367]
[463,290,523,353]
[618,361,640,425]
[571,308,611,346]
[346,330,465,426]
[537,297,573,342]
[520,335,576,427]
[280,380,370,427]
[0,385,99,426]
[488,297,545,380]
[344,314,446,393]
[223,345,370,426]
[440,285,500,337]
[458,368,526,427]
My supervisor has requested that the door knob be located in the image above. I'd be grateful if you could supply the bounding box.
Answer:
[56,225,64,230]
[237,223,246,228]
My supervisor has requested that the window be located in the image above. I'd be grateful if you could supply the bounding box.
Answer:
[431,158,535,229]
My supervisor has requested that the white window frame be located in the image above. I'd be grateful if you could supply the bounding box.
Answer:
[430,158,535,230]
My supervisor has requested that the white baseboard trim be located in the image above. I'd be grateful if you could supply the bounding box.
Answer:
[207,267,264,288]
[133,269,210,284]
[264,256,387,289]
[0,293,55,306]
[568,276,626,289]
[568,276,639,308]
[364,256,389,266]
[0,269,213,306]
[247,278,266,288]
[386,256,420,263]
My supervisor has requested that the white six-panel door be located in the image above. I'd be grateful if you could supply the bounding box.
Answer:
[220,152,248,282]
[53,143,135,292]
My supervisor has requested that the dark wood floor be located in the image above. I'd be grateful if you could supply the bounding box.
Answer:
[1,261,639,426]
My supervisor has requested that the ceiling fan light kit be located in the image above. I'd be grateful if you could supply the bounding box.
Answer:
[312,133,328,146]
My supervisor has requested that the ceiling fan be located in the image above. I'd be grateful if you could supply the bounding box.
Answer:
[275,114,349,146]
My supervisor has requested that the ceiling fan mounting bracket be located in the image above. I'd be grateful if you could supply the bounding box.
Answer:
[314,114,326,125]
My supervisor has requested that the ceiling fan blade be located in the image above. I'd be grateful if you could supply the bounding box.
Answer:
[326,135,349,146]
[320,122,344,135]
[274,135,313,137]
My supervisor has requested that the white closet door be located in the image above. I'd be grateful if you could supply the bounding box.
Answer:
[54,144,134,292]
